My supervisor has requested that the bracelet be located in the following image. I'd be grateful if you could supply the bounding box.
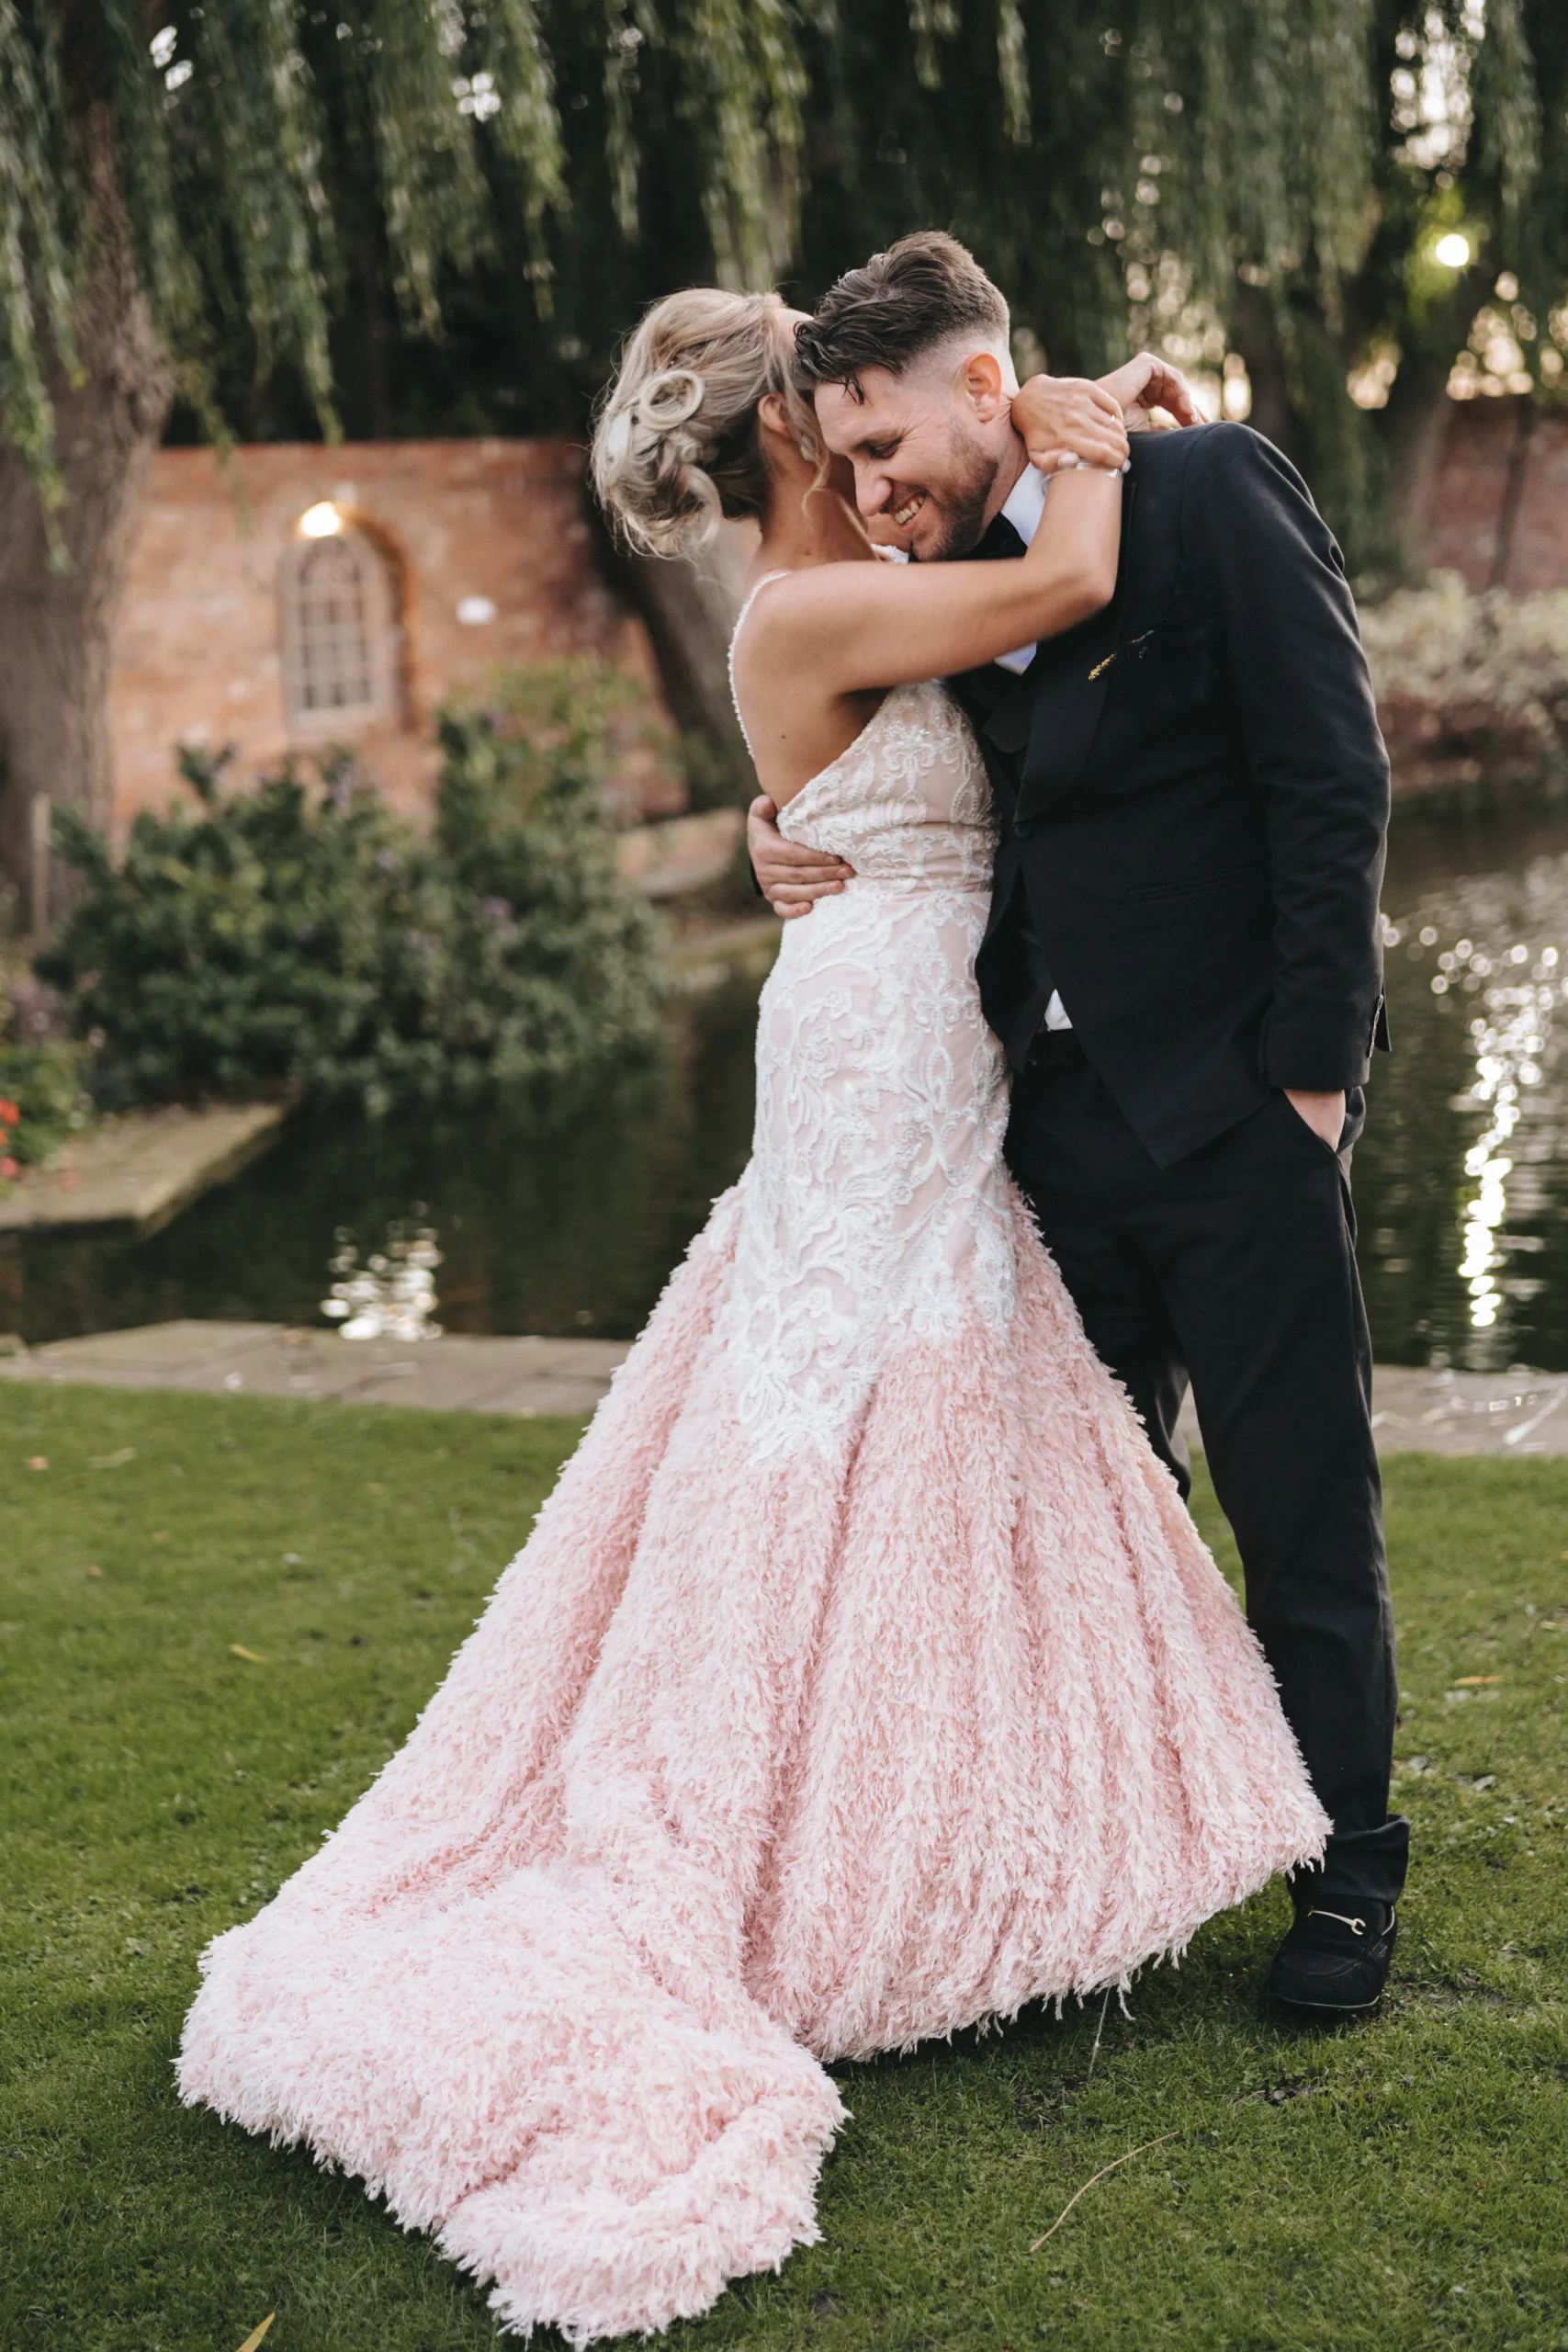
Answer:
[1059,454,1131,476]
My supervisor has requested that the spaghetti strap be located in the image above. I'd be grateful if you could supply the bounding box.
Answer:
[728,569,792,753]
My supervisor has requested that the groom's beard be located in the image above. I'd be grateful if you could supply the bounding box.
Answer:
[916,420,1002,562]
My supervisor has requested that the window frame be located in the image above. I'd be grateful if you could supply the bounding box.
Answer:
[278,525,399,737]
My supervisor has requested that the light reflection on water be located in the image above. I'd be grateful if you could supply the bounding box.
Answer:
[1363,800,1568,1370]
[1383,914,1565,1337]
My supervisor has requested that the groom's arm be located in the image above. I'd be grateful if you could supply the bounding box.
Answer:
[1187,425,1389,1093]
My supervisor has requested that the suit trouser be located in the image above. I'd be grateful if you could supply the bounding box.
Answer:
[1005,1033,1409,1909]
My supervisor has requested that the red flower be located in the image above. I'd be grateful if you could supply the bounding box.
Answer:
[0,1159,17,1179]
[0,1101,18,1127]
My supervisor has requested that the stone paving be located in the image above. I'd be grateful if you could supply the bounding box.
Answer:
[0,1103,285,1236]
[1175,1363,1568,1457]
[5,1318,1568,1454]
[0,1320,629,1420]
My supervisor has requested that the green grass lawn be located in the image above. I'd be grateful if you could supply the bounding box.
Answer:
[3,1382,1566,2352]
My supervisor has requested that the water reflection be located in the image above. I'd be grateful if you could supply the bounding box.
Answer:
[1453,940,1558,1333]
[0,979,761,1350]
[1367,798,1568,1369]
[322,1219,444,1341]
[17,798,1568,1372]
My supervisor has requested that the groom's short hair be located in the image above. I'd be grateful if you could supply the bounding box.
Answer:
[795,232,1010,399]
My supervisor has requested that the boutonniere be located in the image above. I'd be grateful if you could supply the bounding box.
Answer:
[1089,628,1156,683]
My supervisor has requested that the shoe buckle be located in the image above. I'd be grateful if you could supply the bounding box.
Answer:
[1306,1907,1366,1937]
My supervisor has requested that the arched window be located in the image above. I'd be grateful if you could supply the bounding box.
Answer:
[280,526,398,730]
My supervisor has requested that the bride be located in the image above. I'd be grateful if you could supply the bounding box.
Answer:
[178,289,1325,2345]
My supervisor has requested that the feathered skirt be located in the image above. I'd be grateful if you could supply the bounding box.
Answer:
[178,885,1325,2344]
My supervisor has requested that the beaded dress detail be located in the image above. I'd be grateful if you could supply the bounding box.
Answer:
[179,577,1326,2345]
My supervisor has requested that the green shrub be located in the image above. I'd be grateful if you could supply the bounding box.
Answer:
[38,669,666,1117]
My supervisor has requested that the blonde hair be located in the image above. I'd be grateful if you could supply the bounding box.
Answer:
[591,288,817,558]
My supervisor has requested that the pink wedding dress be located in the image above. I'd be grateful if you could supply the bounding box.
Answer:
[179,586,1326,2343]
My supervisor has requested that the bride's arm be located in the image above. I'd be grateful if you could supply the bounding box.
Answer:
[749,466,1122,697]
[1013,355,1198,472]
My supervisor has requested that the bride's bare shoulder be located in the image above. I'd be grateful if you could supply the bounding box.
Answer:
[736,555,894,650]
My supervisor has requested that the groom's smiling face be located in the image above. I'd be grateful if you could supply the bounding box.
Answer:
[812,345,1020,561]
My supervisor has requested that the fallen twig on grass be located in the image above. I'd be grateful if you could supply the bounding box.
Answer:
[1085,1985,1112,2081]
[234,2318,275,2352]
[1028,2131,1181,2253]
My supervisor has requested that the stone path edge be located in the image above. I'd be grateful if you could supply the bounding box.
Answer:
[0,1103,286,1237]
[5,1320,1568,1456]
[0,1321,630,1420]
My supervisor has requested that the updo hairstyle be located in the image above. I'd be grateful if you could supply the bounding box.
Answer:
[592,288,818,558]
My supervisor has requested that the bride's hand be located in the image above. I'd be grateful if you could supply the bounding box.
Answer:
[1010,375,1131,477]
[1095,352,1199,429]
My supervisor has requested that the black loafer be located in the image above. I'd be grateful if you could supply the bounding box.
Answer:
[1267,1901,1397,2018]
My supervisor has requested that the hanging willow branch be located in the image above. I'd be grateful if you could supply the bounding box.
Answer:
[0,0,1558,541]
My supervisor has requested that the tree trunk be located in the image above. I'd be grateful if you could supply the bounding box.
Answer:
[1377,352,1460,582]
[599,516,755,801]
[0,109,174,930]
[1231,281,1303,469]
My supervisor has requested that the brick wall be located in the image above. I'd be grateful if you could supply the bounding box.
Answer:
[112,412,1566,844]
[107,439,680,841]
[1420,397,1568,594]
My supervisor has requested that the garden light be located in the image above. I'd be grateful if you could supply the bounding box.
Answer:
[1434,232,1471,269]
[299,501,344,537]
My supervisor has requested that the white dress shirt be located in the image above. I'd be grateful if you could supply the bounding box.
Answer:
[993,463,1048,673]
[988,464,1072,1031]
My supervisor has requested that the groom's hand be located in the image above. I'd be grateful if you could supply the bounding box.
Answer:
[748,795,854,919]
[1284,1089,1347,1150]
[1010,375,1131,476]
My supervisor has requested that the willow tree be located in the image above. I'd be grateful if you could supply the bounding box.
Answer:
[2,2,1561,915]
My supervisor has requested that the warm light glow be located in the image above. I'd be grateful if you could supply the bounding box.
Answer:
[299,501,344,538]
[1434,232,1472,269]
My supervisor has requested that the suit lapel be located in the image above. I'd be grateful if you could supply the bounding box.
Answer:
[1013,476,1139,829]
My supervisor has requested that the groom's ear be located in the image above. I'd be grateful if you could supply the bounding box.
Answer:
[954,350,1009,424]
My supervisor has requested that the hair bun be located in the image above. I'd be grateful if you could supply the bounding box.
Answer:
[592,287,811,559]
[634,368,705,429]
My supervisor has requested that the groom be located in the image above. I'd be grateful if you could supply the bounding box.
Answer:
[750,232,1406,2019]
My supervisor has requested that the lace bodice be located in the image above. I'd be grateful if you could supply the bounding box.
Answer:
[730,570,997,889]
[719,572,1013,1462]
[776,683,996,886]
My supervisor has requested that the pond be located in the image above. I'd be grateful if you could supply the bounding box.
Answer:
[12,789,1568,1374]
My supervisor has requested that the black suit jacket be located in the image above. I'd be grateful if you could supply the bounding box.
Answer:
[950,423,1391,1168]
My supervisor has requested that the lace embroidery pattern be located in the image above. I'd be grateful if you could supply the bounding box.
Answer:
[726,588,1012,1462]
